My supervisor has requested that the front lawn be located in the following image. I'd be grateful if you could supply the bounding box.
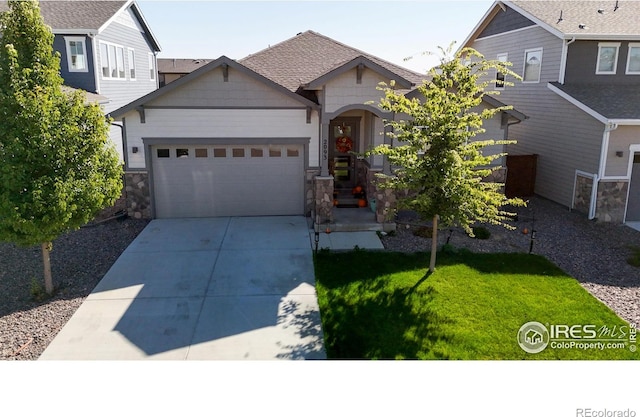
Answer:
[314,249,638,360]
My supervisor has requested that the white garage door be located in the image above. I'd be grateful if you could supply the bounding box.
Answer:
[151,143,304,218]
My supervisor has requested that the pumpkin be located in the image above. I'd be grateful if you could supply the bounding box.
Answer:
[333,199,339,206]
[352,186,363,194]
[358,199,367,208]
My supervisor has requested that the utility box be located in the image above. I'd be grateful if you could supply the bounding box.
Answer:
[505,154,538,198]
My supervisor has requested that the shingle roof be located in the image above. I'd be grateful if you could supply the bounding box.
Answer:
[239,30,426,92]
[550,82,640,120]
[0,1,160,50]
[158,58,213,74]
[508,0,640,38]
[0,1,126,31]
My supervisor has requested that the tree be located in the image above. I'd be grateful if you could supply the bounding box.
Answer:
[369,45,526,272]
[0,0,123,294]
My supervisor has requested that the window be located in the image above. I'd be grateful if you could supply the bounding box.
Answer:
[523,48,542,83]
[176,149,189,158]
[251,148,263,157]
[195,148,208,158]
[128,48,136,80]
[626,43,640,74]
[286,147,299,157]
[213,148,226,158]
[149,53,156,81]
[496,53,508,89]
[232,148,245,158]
[64,37,87,72]
[269,146,281,157]
[157,149,170,158]
[100,41,126,79]
[596,42,620,74]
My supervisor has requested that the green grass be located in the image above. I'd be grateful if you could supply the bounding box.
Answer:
[314,250,638,360]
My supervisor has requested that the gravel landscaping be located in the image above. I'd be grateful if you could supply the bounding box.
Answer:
[1,196,638,360]
[383,196,640,328]
[0,216,148,360]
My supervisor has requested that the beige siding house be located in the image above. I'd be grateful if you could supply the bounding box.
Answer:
[463,1,640,224]
[111,31,523,229]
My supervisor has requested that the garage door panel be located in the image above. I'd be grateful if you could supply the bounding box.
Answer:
[152,144,304,218]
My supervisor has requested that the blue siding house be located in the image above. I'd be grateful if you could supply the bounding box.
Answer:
[1,0,162,159]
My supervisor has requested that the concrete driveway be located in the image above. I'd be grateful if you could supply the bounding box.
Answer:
[40,217,325,360]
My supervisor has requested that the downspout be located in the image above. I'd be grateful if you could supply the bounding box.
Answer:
[558,37,575,85]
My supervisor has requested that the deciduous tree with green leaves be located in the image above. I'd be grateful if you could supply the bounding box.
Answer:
[0,0,122,294]
[369,45,525,272]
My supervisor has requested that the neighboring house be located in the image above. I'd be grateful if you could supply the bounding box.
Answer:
[0,0,162,161]
[463,0,640,224]
[158,58,212,87]
[110,30,523,228]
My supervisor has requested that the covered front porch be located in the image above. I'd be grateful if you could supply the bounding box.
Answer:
[311,104,397,233]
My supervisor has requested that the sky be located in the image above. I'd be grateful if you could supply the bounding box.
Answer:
[136,0,495,73]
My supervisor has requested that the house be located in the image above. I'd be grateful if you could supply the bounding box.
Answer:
[462,0,640,225]
[110,30,523,228]
[0,0,162,160]
[158,58,212,87]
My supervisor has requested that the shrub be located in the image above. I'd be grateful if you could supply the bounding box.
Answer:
[472,226,491,240]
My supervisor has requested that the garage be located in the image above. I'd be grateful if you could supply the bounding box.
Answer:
[150,142,305,218]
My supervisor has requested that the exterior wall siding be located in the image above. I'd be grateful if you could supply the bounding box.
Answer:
[477,6,535,38]
[123,108,319,169]
[566,40,640,84]
[606,126,640,177]
[96,8,158,115]
[54,34,96,92]
[472,25,604,207]
[149,67,305,108]
[324,68,388,114]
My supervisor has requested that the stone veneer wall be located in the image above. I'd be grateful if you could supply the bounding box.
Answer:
[305,169,320,216]
[125,171,151,219]
[483,167,506,184]
[596,180,628,223]
[372,174,398,224]
[313,176,334,226]
[573,175,593,215]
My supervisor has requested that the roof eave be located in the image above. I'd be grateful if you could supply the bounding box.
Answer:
[97,0,161,52]
[303,55,414,90]
[52,29,98,36]
[110,56,319,119]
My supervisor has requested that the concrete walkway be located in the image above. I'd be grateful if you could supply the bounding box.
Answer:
[40,217,325,360]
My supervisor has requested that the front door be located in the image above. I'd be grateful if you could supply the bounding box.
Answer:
[329,118,359,189]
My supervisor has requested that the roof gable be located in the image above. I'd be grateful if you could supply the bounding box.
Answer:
[0,0,161,50]
[464,0,640,47]
[304,55,414,90]
[239,30,425,92]
[110,56,319,118]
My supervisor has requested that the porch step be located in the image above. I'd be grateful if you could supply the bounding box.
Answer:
[328,221,384,232]
[333,188,367,209]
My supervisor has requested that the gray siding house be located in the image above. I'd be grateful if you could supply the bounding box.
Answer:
[0,0,162,160]
[463,0,640,225]
[110,31,524,229]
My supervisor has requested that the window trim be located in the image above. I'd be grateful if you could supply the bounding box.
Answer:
[99,40,127,80]
[522,47,543,83]
[596,42,620,75]
[128,47,136,80]
[64,36,88,73]
[625,43,640,75]
[149,53,156,81]
[495,53,508,90]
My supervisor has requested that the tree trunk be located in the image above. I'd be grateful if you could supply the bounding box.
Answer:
[429,215,438,272]
[41,242,53,294]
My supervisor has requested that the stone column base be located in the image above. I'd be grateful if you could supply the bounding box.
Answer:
[313,176,334,226]
[125,171,151,219]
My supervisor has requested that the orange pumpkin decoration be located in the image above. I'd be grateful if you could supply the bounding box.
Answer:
[352,186,363,194]
[333,199,339,206]
[358,199,367,208]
